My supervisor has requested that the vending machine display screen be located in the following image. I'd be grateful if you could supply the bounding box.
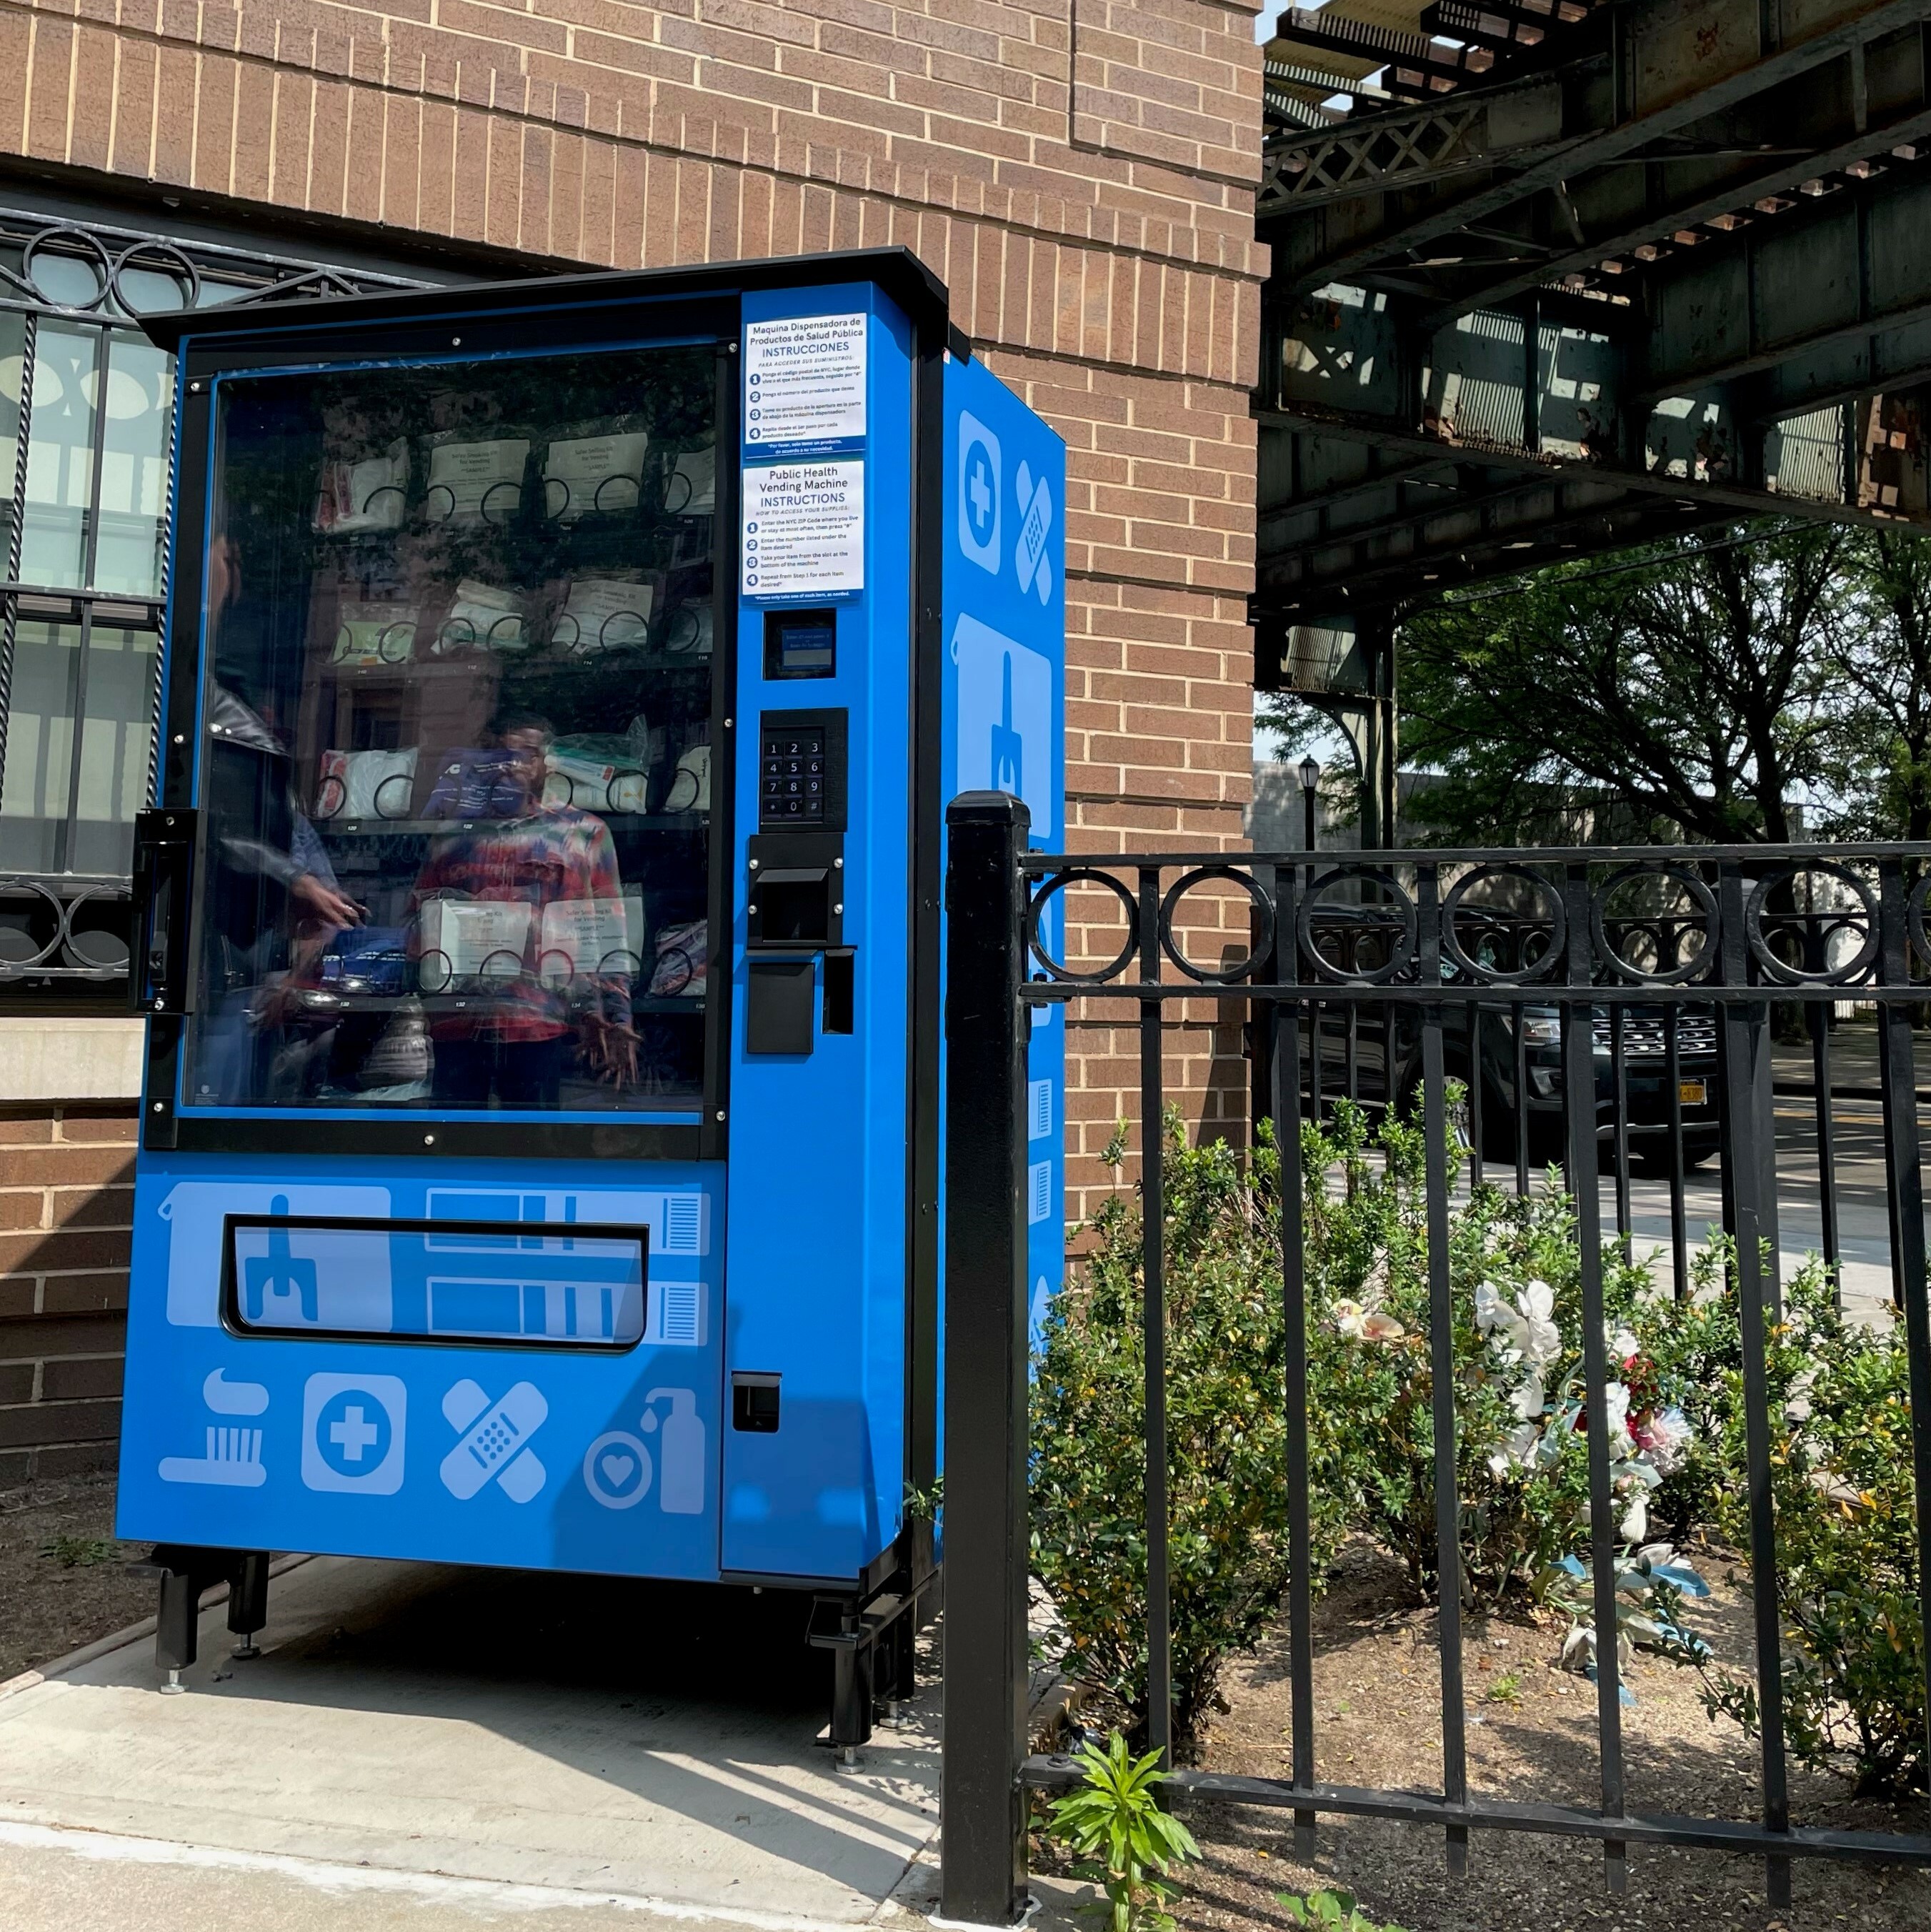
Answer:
[185,347,720,1116]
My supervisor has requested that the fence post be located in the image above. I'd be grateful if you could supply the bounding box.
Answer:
[941,790,1033,1928]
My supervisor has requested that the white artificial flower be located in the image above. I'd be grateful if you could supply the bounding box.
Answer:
[1510,1373,1547,1421]
[1610,1327,1640,1366]
[1360,1311,1407,1344]
[1479,1278,1562,1372]
[1332,1299,1368,1340]
[1603,1382,1635,1453]
[1620,1492,1649,1543]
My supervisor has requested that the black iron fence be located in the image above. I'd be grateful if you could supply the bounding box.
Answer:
[939,792,1931,1923]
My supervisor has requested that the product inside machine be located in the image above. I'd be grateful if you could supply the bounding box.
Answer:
[192,348,719,1112]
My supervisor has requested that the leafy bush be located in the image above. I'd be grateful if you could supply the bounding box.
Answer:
[1031,1102,1707,1753]
[1030,1114,1352,1753]
[1275,1892,1408,1932]
[1686,1255,1927,1798]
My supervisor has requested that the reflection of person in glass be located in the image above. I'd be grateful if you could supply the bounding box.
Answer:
[409,712,637,1105]
[199,534,364,1101]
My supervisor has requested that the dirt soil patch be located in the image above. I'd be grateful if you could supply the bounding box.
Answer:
[0,1475,154,1684]
[1040,1543,1930,1932]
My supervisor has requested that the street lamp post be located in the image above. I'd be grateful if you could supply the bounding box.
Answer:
[1299,756,1320,853]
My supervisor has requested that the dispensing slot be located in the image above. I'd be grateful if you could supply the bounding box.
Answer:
[747,959,816,1055]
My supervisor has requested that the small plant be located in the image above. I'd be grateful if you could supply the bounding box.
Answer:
[1046,1732,1199,1932]
[40,1534,120,1568]
[1485,1667,1523,1705]
[1274,1889,1408,1932]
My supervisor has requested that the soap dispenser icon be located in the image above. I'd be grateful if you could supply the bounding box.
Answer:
[992,653,1023,800]
[642,1388,706,1515]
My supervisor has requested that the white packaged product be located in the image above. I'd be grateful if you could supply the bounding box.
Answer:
[537,895,644,983]
[333,603,420,666]
[424,438,531,524]
[553,577,654,652]
[543,753,649,813]
[543,431,650,522]
[434,580,525,652]
[662,744,710,813]
[315,746,419,820]
[315,439,409,532]
[417,900,534,990]
[664,447,716,514]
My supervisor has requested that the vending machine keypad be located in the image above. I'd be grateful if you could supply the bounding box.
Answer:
[757,710,847,832]
[760,727,826,825]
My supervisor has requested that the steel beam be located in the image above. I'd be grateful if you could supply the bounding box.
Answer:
[1426,103,1931,326]
[1256,402,1918,529]
[1279,0,1931,299]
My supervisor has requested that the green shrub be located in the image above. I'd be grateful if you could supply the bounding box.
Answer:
[1045,1731,1199,1932]
[1688,1255,1927,1798]
[1030,1112,1352,1754]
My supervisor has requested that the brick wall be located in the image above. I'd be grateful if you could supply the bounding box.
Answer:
[0,0,1264,1216]
[0,1107,136,1488]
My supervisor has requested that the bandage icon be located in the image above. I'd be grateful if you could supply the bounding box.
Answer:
[440,1378,548,1503]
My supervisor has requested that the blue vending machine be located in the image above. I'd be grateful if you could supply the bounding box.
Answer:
[116,249,1063,1743]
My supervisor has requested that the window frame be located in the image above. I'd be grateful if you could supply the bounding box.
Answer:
[0,207,422,1005]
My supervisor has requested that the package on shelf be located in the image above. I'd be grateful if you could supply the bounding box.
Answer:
[434,580,527,652]
[661,744,711,813]
[315,746,419,820]
[418,898,534,990]
[424,437,531,524]
[333,602,421,666]
[666,446,716,514]
[537,894,644,984]
[423,747,528,820]
[315,439,409,532]
[543,429,650,522]
[544,750,650,814]
[648,918,708,997]
[554,576,654,653]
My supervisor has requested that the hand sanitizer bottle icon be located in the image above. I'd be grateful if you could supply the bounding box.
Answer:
[642,1389,705,1515]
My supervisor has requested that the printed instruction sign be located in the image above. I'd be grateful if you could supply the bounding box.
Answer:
[744,313,867,451]
[742,459,865,599]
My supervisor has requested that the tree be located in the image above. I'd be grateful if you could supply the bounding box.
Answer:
[1379,522,1850,845]
[1814,531,1931,842]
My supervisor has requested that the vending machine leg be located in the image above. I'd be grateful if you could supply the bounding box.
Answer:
[132,1546,272,1689]
[229,1549,271,1658]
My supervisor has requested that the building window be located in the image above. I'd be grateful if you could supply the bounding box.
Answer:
[0,210,419,999]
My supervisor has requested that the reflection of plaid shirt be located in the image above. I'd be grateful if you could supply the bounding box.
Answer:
[410,808,630,1042]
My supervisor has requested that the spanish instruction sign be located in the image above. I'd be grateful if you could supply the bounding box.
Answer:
[744,313,867,452]
[742,459,865,600]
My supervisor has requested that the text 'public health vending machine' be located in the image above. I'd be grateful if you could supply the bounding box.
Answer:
[116,251,1063,1741]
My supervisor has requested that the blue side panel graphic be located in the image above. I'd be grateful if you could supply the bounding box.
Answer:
[941,357,1068,1376]
[115,1151,724,1580]
[719,282,915,1581]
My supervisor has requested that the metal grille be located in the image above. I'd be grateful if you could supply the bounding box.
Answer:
[939,806,1931,1923]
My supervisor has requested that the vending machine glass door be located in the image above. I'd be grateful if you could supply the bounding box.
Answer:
[181,344,720,1117]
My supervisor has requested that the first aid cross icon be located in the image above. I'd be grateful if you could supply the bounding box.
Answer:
[967,450,994,539]
[330,1405,381,1463]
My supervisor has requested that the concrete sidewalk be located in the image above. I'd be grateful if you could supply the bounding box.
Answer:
[0,1555,952,1931]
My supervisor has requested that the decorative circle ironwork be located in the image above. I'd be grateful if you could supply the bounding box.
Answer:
[1589,863,1720,984]
[109,240,201,316]
[1155,866,1274,985]
[0,877,70,970]
[1909,872,1931,972]
[22,226,112,309]
[1439,865,1565,984]
[1744,864,1880,986]
[1026,868,1140,985]
[1293,867,1417,985]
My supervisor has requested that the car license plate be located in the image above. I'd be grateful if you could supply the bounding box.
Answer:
[1679,1080,1706,1106]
